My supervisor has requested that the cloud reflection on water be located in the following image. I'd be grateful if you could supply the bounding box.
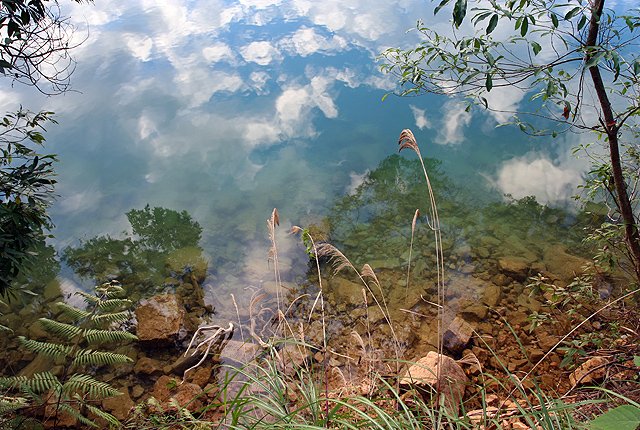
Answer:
[2,0,593,296]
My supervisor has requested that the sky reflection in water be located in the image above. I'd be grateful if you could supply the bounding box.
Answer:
[2,0,595,300]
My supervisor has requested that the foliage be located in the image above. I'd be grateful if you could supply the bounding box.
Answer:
[0,281,137,428]
[0,0,91,94]
[0,109,57,297]
[63,205,205,290]
[590,404,640,430]
[380,0,640,282]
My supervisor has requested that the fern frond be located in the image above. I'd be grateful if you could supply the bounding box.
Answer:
[84,328,137,344]
[95,283,125,298]
[38,318,82,340]
[91,311,130,324]
[55,302,90,322]
[72,349,133,367]
[0,395,29,414]
[63,374,121,399]
[96,298,132,312]
[84,402,121,427]
[0,372,60,394]
[57,401,97,428]
[75,291,100,305]
[0,323,12,332]
[18,337,71,358]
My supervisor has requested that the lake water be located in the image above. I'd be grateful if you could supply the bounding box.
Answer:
[4,0,593,329]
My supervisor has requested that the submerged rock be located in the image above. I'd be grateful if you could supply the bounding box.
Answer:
[543,245,590,284]
[443,316,474,354]
[135,294,185,345]
[497,257,530,281]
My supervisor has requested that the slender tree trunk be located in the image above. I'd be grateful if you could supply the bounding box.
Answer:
[587,0,640,281]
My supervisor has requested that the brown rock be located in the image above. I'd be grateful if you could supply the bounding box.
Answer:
[135,294,185,344]
[400,351,468,413]
[328,276,366,305]
[152,375,204,412]
[569,356,609,386]
[134,356,163,375]
[102,391,134,421]
[497,257,530,281]
[482,284,502,307]
[185,365,213,388]
[543,245,590,283]
[220,340,261,365]
[443,316,474,354]
[131,384,145,399]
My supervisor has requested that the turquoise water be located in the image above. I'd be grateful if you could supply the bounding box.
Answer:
[3,0,588,311]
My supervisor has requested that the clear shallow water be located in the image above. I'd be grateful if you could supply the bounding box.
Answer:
[3,0,590,309]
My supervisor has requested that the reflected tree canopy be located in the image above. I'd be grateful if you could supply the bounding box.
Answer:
[327,154,593,276]
[63,205,207,295]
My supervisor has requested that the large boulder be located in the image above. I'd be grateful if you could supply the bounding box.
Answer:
[400,351,468,413]
[135,294,185,345]
[543,245,590,284]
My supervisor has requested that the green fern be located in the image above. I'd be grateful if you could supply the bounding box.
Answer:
[38,318,82,340]
[84,402,120,427]
[18,337,71,358]
[55,302,90,322]
[62,374,121,399]
[84,327,137,344]
[2,281,137,427]
[71,349,133,366]
[0,372,60,394]
[91,310,131,324]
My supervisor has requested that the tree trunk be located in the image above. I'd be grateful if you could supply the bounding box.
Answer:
[587,0,640,281]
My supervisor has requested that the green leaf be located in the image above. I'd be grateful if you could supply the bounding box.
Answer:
[577,14,588,31]
[585,52,604,69]
[551,13,559,28]
[453,0,467,28]
[485,73,493,92]
[531,41,542,55]
[564,7,581,21]
[633,60,640,76]
[589,405,640,430]
[433,0,451,16]
[634,356,640,367]
[521,16,529,36]
[487,14,499,34]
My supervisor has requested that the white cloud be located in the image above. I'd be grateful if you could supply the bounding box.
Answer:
[138,113,157,140]
[438,100,471,144]
[282,27,347,57]
[249,71,271,94]
[240,41,282,65]
[243,121,281,146]
[275,75,338,137]
[346,170,368,194]
[123,34,153,61]
[410,105,431,130]
[493,156,582,205]
[481,86,526,123]
[203,43,235,63]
